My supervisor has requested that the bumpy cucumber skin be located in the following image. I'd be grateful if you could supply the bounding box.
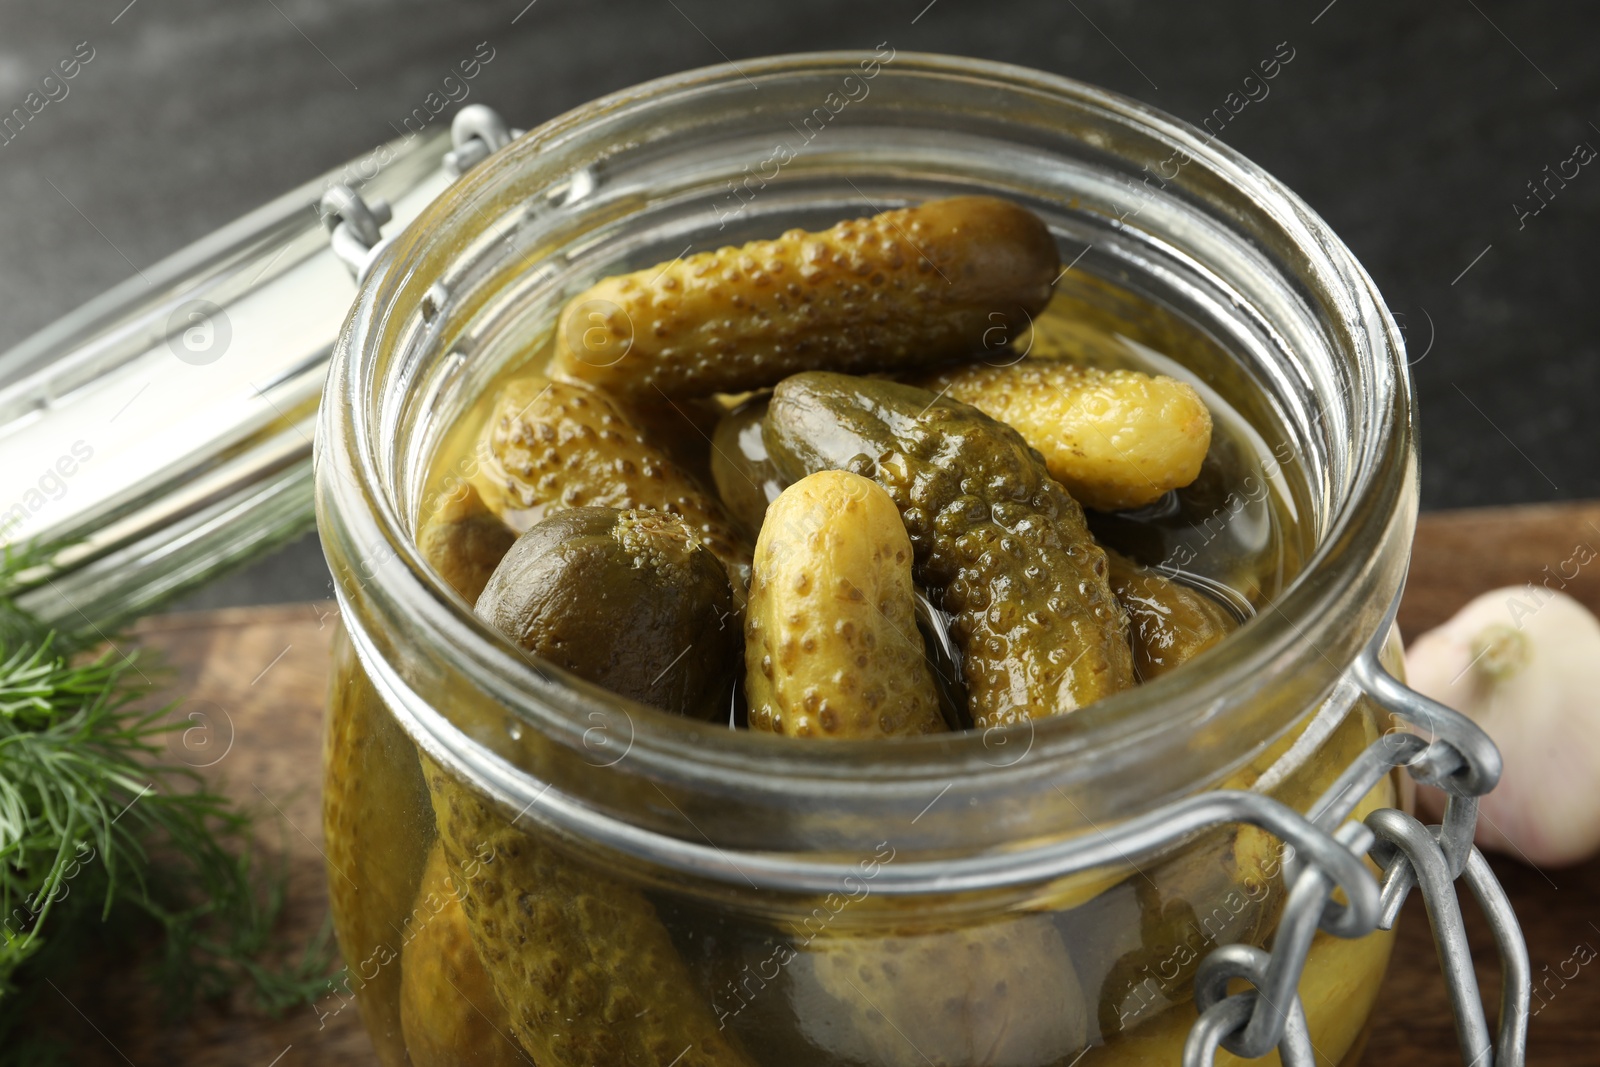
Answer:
[710,397,786,539]
[623,394,725,487]
[548,197,1059,398]
[322,649,434,1067]
[765,372,1134,726]
[476,507,740,720]
[912,359,1213,511]
[424,760,755,1067]
[1105,549,1238,682]
[470,376,750,586]
[745,471,945,739]
[399,844,529,1067]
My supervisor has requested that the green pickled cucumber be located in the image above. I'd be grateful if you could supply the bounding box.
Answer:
[476,507,740,720]
[469,376,750,586]
[424,759,755,1067]
[548,196,1059,398]
[1105,549,1239,682]
[710,397,787,539]
[764,371,1134,726]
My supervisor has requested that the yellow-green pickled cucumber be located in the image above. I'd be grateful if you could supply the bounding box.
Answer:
[1105,549,1239,682]
[911,359,1212,511]
[710,397,786,539]
[424,759,755,1067]
[745,470,945,738]
[549,197,1059,398]
[469,376,750,585]
[322,652,433,1065]
[476,507,740,720]
[399,844,529,1066]
[765,371,1134,726]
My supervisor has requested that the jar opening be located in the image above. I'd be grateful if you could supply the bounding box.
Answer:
[318,52,1415,858]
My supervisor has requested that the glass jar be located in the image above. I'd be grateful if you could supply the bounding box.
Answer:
[316,52,1423,1067]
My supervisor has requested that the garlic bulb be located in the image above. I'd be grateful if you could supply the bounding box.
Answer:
[1407,587,1600,867]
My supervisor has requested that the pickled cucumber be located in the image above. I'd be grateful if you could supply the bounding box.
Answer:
[710,397,786,539]
[417,481,518,604]
[765,371,1134,726]
[1105,550,1239,682]
[476,507,740,720]
[399,844,529,1066]
[911,360,1212,511]
[424,758,755,1067]
[322,646,434,1065]
[792,918,1088,1066]
[469,376,750,585]
[745,471,945,738]
[549,197,1059,398]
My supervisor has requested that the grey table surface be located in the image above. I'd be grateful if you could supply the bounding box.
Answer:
[0,0,1595,609]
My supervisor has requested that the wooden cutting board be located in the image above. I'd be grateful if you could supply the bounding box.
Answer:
[39,502,1600,1065]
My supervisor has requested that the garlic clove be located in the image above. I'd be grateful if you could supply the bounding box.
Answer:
[1408,587,1600,868]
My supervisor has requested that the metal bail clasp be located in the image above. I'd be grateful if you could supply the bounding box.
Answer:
[443,103,526,177]
[322,104,525,284]
[320,184,393,284]
[1184,590,1531,1067]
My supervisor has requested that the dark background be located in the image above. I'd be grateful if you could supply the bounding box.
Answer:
[1,0,1594,608]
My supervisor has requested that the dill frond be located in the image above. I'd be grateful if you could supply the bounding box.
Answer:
[0,542,334,1046]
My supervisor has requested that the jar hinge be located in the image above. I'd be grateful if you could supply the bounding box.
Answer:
[1183,592,1530,1067]
[320,104,524,284]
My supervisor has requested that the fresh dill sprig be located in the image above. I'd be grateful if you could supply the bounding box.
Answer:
[0,541,333,1046]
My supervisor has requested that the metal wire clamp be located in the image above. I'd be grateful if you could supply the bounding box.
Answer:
[322,104,523,282]
[1183,593,1530,1067]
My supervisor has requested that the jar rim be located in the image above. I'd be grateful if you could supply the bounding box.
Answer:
[318,50,1416,858]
